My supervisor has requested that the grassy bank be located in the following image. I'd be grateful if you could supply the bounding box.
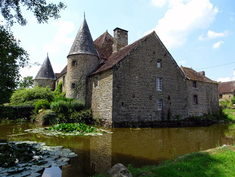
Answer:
[93,145,235,177]
[223,108,235,121]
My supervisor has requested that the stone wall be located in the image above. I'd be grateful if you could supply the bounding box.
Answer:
[66,54,99,100]
[112,33,188,124]
[220,93,234,101]
[34,79,55,90]
[55,74,66,93]
[87,70,113,126]
[187,80,218,116]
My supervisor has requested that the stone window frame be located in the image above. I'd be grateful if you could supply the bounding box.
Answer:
[71,83,76,89]
[158,99,163,110]
[193,95,198,105]
[156,77,163,91]
[157,59,162,68]
[72,61,77,66]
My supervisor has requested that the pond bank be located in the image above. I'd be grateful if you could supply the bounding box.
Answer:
[93,144,235,177]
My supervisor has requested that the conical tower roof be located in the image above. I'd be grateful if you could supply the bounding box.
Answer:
[35,54,55,80]
[68,16,99,57]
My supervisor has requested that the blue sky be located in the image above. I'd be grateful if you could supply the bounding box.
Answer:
[5,0,235,82]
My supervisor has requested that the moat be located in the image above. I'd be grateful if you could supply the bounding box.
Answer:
[1,121,235,176]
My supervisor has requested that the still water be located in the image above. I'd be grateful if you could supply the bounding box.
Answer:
[0,121,235,177]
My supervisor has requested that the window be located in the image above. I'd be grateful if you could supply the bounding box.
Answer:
[157,77,163,91]
[72,61,76,66]
[158,99,163,110]
[63,76,65,86]
[157,60,162,68]
[94,77,98,87]
[71,83,75,89]
[193,95,198,105]
[193,81,197,88]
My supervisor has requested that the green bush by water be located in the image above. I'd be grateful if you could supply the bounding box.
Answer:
[34,100,50,113]
[10,86,54,105]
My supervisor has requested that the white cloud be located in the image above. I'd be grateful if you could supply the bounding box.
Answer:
[43,44,60,54]
[51,61,65,74]
[29,46,36,54]
[213,41,224,49]
[199,30,228,41]
[217,77,231,82]
[151,0,167,7]
[207,30,228,38]
[148,0,218,48]
[19,65,41,79]
[53,20,75,46]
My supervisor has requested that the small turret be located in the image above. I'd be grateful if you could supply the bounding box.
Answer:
[34,54,55,90]
[66,15,99,100]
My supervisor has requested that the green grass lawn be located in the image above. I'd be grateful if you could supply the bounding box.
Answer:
[92,145,235,177]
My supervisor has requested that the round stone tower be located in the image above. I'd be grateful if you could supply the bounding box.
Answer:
[66,16,99,100]
[34,54,56,90]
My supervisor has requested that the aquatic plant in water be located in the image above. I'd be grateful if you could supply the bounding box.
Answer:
[0,141,77,176]
[25,123,111,136]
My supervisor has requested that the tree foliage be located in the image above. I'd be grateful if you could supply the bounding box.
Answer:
[19,76,34,88]
[0,0,66,26]
[0,0,66,104]
[0,25,28,104]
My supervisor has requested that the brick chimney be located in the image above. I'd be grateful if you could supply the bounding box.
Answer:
[113,27,128,52]
[198,71,205,76]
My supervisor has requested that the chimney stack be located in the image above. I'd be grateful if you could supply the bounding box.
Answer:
[113,28,128,52]
[198,71,205,76]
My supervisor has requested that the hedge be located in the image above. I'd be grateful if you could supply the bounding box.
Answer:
[0,105,35,119]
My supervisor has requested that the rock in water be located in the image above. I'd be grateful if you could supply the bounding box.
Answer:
[108,163,132,177]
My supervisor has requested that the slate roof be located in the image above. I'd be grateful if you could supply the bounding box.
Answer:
[68,17,99,57]
[218,81,235,94]
[35,55,55,80]
[56,65,67,79]
[91,32,153,75]
[94,31,114,60]
[180,66,216,84]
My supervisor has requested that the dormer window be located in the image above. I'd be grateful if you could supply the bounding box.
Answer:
[72,61,76,66]
[193,81,197,88]
[157,60,162,68]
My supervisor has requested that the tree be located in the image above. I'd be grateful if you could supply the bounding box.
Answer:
[0,0,66,104]
[1,0,66,26]
[19,76,34,88]
[0,25,28,104]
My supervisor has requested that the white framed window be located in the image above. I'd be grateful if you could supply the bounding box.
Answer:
[157,77,163,91]
[158,99,163,110]
[157,60,162,68]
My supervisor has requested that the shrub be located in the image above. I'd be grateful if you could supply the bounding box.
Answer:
[53,81,66,99]
[35,110,58,125]
[10,86,54,105]
[34,100,50,113]
[50,100,85,114]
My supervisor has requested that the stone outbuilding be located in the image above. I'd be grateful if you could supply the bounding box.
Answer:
[218,81,235,100]
[34,16,219,126]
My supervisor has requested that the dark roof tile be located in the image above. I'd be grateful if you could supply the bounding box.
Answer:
[218,81,235,94]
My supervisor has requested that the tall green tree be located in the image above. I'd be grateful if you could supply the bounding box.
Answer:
[0,26,28,104]
[0,0,66,104]
[19,76,34,88]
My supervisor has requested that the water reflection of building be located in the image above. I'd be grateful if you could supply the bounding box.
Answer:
[60,125,234,176]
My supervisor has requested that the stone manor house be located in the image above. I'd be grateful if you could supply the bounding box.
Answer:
[34,16,219,126]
